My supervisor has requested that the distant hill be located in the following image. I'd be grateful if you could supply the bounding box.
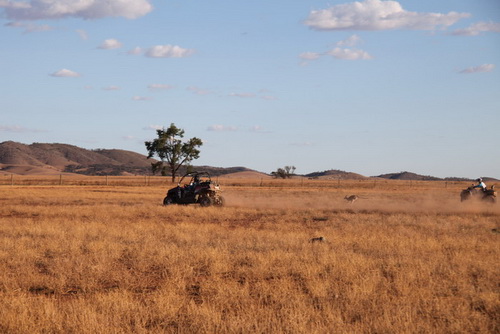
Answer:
[0,141,258,176]
[305,169,367,180]
[375,171,441,181]
[0,141,497,180]
[375,171,498,182]
[0,141,152,175]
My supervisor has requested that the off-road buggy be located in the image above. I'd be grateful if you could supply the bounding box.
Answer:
[460,185,496,203]
[163,172,224,207]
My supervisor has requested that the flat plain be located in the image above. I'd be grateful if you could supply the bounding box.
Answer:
[0,177,498,333]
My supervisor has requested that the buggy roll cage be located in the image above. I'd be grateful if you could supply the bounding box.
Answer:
[177,171,212,186]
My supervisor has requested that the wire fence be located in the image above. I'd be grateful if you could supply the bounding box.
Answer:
[0,173,471,191]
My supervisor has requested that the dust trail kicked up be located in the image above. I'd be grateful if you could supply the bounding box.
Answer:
[223,189,500,215]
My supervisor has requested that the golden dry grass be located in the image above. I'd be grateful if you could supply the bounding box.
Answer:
[0,179,498,333]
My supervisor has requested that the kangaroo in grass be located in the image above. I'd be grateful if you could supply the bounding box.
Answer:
[344,195,359,203]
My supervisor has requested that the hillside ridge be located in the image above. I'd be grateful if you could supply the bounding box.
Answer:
[0,141,497,181]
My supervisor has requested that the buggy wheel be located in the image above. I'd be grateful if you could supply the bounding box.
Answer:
[199,196,212,207]
[163,196,174,206]
[484,196,496,204]
[214,196,225,207]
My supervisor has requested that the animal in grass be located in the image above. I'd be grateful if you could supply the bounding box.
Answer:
[344,195,359,203]
[310,236,325,243]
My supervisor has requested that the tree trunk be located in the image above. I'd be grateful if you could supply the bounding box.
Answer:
[170,163,177,183]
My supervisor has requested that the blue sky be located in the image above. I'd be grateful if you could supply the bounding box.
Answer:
[1,0,499,178]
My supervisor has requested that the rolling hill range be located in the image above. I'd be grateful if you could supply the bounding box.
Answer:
[0,141,496,181]
[0,141,260,177]
[0,141,152,175]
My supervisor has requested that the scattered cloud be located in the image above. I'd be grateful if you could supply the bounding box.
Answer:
[258,89,277,100]
[459,64,495,74]
[300,34,372,64]
[50,68,81,77]
[336,34,362,47]
[132,96,152,101]
[148,84,173,91]
[327,47,373,60]
[229,92,256,98]
[299,52,322,61]
[76,29,88,40]
[207,125,238,132]
[249,125,271,133]
[103,86,120,91]
[128,47,143,55]
[122,135,136,140]
[452,21,500,36]
[304,0,469,31]
[98,39,123,50]
[4,21,53,33]
[187,86,212,95]
[145,45,195,58]
[0,124,45,133]
[0,0,153,20]
[143,125,163,130]
[261,95,277,101]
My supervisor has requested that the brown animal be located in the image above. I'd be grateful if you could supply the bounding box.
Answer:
[344,195,358,203]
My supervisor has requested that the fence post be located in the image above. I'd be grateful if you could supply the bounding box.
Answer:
[11,174,14,186]
[59,174,63,185]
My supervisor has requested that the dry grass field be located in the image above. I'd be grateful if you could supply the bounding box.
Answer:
[0,177,498,333]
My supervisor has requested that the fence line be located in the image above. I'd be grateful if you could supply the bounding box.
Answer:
[0,174,471,190]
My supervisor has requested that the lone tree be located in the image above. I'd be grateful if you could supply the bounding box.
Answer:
[271,166,296,179]
[145,123,203,183]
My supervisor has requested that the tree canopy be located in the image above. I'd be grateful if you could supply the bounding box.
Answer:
[271,166,296,179]
[145,123,203,182]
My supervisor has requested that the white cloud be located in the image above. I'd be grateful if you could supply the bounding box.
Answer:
[103,86,120,91]
[132,96,152,101]
[187,86,212,95]
[0,0,153,20]
[249,125,271,133]
[304,0,469,31]
[299,51,322,60]
[261,95,277,101]
[300,35,372,63]
[143,125,162,130]
[148,84,173,90]
[229,92,256,98]
[50,68,81,77]
[127,47,143,55]
[0,125,42,132]
[5,21,53,33]
[76,29,88,40]
[98,39,122,50]
[145,45,194,58]
[459,64,495,74]
[336,34,361,47]
[327,47,373,60]
[452,22,500,36]
[207,125,238,132]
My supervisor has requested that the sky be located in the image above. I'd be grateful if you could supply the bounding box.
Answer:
[1,0,499,178]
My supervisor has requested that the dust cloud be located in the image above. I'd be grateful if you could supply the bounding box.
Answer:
[222,189,500,215]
